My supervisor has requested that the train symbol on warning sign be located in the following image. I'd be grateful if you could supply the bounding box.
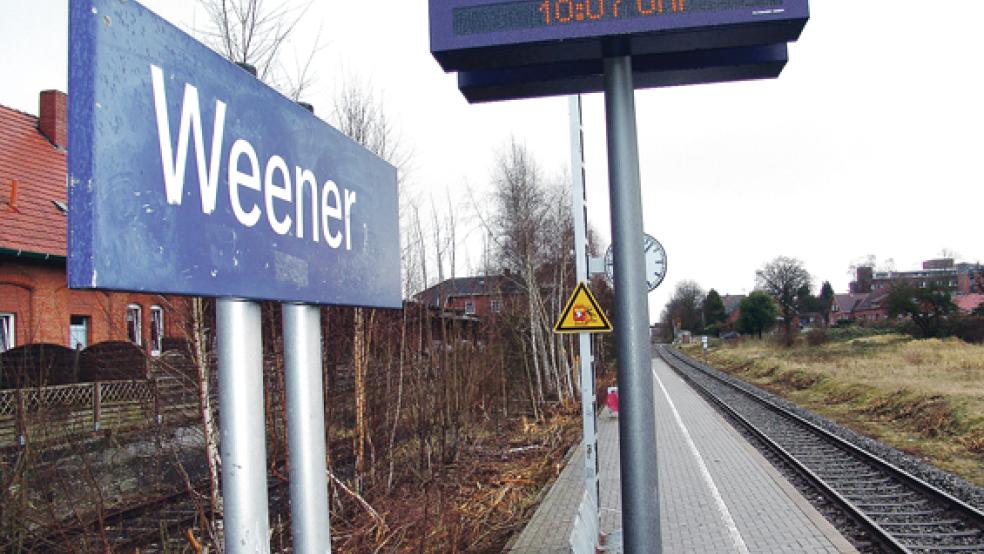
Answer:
[572,305,591,323]
[554,282,612,334]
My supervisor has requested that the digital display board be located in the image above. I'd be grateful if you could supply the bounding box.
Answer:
[454,0,785,36]
[430,0,807,72]
[68,0,401,307]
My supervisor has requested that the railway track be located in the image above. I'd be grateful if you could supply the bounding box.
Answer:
[29,484,210,553]
[29,479,289,553]
[659,345,984,554]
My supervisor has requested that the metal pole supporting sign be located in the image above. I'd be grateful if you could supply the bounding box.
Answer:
[603,56,661,553]
[284,304,332,553]
[217,298,272,553]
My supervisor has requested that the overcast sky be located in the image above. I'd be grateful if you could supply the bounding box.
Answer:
[3,1,982,323]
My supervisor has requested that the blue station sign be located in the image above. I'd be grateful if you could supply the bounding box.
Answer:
[68,0,401,308]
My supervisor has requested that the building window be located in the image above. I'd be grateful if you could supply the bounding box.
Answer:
[490,300,502,314]
[464,301,476,315]
[150,306,164,356]
[70,315,90,350]
[0,313,14,353]
[127,304,142,346]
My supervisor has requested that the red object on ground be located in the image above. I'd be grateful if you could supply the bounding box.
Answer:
[606,387,619,414]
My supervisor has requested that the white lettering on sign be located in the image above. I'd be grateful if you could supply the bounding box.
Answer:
[149,64,358,249]
[264,155,292,235]
[150,65,225,215]
[228,138,262,227]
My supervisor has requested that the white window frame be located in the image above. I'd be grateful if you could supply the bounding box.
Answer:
[127,304,143,346]
[150,305,164,356]
[0,313,15,353]
[490,299,502,314]
[69,315,90,350]
[464,300,476,315]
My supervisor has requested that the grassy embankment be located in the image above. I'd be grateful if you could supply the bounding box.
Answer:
[685,332,984,487]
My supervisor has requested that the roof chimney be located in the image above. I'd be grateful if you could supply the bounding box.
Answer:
[8,179,17,211]
[39,90,68,149]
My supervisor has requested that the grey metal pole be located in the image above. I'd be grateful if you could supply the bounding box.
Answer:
[603,56,660,553]
[218,298,271,554]
[568,94,600,530]
[283,303,332,553]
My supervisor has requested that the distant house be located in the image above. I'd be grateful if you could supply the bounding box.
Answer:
[414,273,524,318]
[954,294,984,315]
[851,288,892,322]
[720,294,745,329]
[0,91,188,360]
[829,292,869,324]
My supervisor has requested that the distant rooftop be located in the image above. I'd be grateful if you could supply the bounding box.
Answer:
[414,274,524,307]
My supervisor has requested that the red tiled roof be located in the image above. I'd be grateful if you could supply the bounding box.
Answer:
[954,294,984,314]
[415,274,524,307]
[0,102,67,257]
[832,292,868,314]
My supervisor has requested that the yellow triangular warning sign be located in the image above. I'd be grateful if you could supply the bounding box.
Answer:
[554,282,612,334]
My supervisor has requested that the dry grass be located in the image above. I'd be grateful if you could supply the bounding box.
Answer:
[691,335,984,486]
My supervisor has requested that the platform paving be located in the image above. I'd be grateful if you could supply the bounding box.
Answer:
[506,356,857,553]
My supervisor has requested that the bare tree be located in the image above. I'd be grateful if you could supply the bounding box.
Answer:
[756,256,812,344]
[663,280,706,337]
[846,254,877,278]
[479,139,579,410]
[330,75,412,491]
[197,0,316,98]
[940,248,961,261]
[331,76,411,174]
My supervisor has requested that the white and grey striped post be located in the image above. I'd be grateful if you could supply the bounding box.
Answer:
[568,94,600,532]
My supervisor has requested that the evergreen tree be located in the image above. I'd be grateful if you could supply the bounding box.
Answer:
[736,291,778,339]
[703,289,727,336]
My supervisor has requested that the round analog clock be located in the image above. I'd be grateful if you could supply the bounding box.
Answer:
[604,234,667,292]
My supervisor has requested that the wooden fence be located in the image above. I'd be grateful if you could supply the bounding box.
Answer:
[0,379,198,449]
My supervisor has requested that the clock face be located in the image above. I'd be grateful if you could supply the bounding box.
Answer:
[643,234,667,291]
[604,234,667,292]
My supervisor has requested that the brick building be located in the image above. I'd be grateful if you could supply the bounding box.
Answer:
[0,91,188,357]
[415,273,524,318]
[829,292,869,325]
[844,258,984,322]
[852,259,984,295]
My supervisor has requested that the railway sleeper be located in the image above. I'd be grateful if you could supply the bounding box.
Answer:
[853,500,929,509]
[793,448,851,457]
[838,485,905,493]
[820,471,883,480]
[904,544,984,552]
[846,492,918,501]
[798,460,863,469]
[866,510,944,517]
[893,530,982,539]
[878,520,962,527]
